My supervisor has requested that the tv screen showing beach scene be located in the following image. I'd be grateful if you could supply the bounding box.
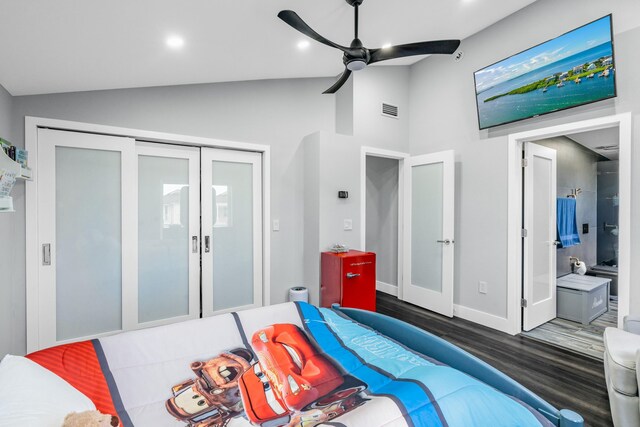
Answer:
[474,15,616,130]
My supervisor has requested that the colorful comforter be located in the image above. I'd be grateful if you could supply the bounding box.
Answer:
[27,302,553,427]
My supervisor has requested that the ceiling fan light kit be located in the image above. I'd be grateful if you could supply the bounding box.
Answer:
[278,0,461,94]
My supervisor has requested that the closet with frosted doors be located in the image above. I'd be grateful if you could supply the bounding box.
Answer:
[30,128,263,351]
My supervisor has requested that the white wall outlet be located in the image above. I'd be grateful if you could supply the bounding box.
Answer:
[478,281,488,294]
[344,219,353,231]
[272,220,280,232]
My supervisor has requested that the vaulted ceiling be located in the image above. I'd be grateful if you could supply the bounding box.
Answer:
[0,0,538,95]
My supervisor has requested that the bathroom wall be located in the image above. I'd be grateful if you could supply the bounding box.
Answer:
[535,136,599,277]
[597,160,619,264]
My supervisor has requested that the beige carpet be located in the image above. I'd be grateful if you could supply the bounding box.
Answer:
[520,298,617,360]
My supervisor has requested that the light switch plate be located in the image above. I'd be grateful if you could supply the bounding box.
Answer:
[344,219,353,231]
[478,281,488,294]
[273,220,280,232]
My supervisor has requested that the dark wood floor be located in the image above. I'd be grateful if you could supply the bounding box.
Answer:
[376,292,612,427]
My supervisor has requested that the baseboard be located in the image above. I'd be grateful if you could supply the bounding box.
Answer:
[376,281,398,297]
[453,304,513,335]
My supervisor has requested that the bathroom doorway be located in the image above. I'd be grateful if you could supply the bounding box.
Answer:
[520,129,620,359]
[505,113,631,360]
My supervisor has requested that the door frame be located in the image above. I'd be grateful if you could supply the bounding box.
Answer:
[360,146,408,298]
[25,116,271,353]
[507,113,632,335]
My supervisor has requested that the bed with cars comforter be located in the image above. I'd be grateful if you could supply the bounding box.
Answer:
[26,302,561,427]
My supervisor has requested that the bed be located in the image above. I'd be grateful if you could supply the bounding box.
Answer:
[12,302,583,427]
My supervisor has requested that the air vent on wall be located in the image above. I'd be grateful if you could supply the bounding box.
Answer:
[382,103,399,119]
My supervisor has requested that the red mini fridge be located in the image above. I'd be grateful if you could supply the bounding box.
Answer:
[321,250,376,311]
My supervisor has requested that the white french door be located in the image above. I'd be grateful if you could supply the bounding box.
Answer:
[135,142,201,328]
[37,129,137,349]
[32,129,264,351]
[523,143,557,331]
[201,148,263,316]
[402,150,455,317]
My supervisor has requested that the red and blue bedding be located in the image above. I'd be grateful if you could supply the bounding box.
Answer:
[27,302,553,427]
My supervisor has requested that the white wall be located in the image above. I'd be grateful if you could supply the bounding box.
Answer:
[2,77,335,357]
[0,84,12,137]
[353,67,410,148]
[335,66,411,152]
[303,132,405,302]
[303,132,362,303]
[0,82,18,358]
[409,0,640,320]
[365,156,399,287]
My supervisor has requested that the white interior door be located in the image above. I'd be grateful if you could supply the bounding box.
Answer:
[36,129,136,350]
[402,150,455,317]
[523,142,557,331]
[135,142,201,328]
[201,148,263,316]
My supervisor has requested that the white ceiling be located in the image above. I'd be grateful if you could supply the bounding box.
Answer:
[0,0,538,96]
[569,128,620,160]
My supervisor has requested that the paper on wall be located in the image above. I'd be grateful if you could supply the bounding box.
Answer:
[0,168,17,197]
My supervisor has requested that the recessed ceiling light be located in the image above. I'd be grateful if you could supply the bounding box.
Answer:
[297,40,310,50]
[381,43,392,49]
[166,35,185,50]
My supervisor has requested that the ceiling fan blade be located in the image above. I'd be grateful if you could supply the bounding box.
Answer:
[369,40,461,64]
[323,69,352,94]
[278,10,350,53]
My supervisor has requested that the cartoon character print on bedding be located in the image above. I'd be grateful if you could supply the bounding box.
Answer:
[238,324,368,427]
[166,348,254,427]
[166,324,369,427]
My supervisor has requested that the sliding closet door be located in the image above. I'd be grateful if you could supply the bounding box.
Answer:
[135,142,201,327]
[36,129,136,350]
[201,148,263,316]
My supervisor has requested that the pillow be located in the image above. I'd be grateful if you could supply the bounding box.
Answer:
[0,354,96,427]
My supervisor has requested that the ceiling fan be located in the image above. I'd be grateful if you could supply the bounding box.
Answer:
[278,0,461,94]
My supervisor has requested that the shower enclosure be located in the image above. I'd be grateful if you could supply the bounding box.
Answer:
[591,160,619,296]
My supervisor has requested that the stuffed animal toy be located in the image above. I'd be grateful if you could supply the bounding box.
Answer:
[62,410,119,427]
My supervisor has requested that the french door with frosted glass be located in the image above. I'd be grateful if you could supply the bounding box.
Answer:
[522,142,557,331]
[32,129,263,351]
[402,150,455,317]
[201,148,263,316]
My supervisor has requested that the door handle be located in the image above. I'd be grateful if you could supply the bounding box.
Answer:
[192,236,198,253]
[437,239,454,245]
[204,236,211,253]
[346,273,360,279]
[42,243,51,266]
[553,241,561,246]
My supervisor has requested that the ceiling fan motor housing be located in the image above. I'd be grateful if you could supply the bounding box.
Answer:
[344,38,370,71]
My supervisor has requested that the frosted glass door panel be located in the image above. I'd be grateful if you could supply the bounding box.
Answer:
[201,148,262,317]
[523,142,557,331]
[532,155,553,304]
[403,150,455,317]
[55,147,122,340]
[138,155,190,323]
[411,162,444,292]
[211,161,254,311]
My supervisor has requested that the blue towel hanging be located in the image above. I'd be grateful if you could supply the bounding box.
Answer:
[557,198,581,248]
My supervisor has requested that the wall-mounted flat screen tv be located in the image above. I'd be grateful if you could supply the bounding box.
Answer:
[474,15,616,130]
